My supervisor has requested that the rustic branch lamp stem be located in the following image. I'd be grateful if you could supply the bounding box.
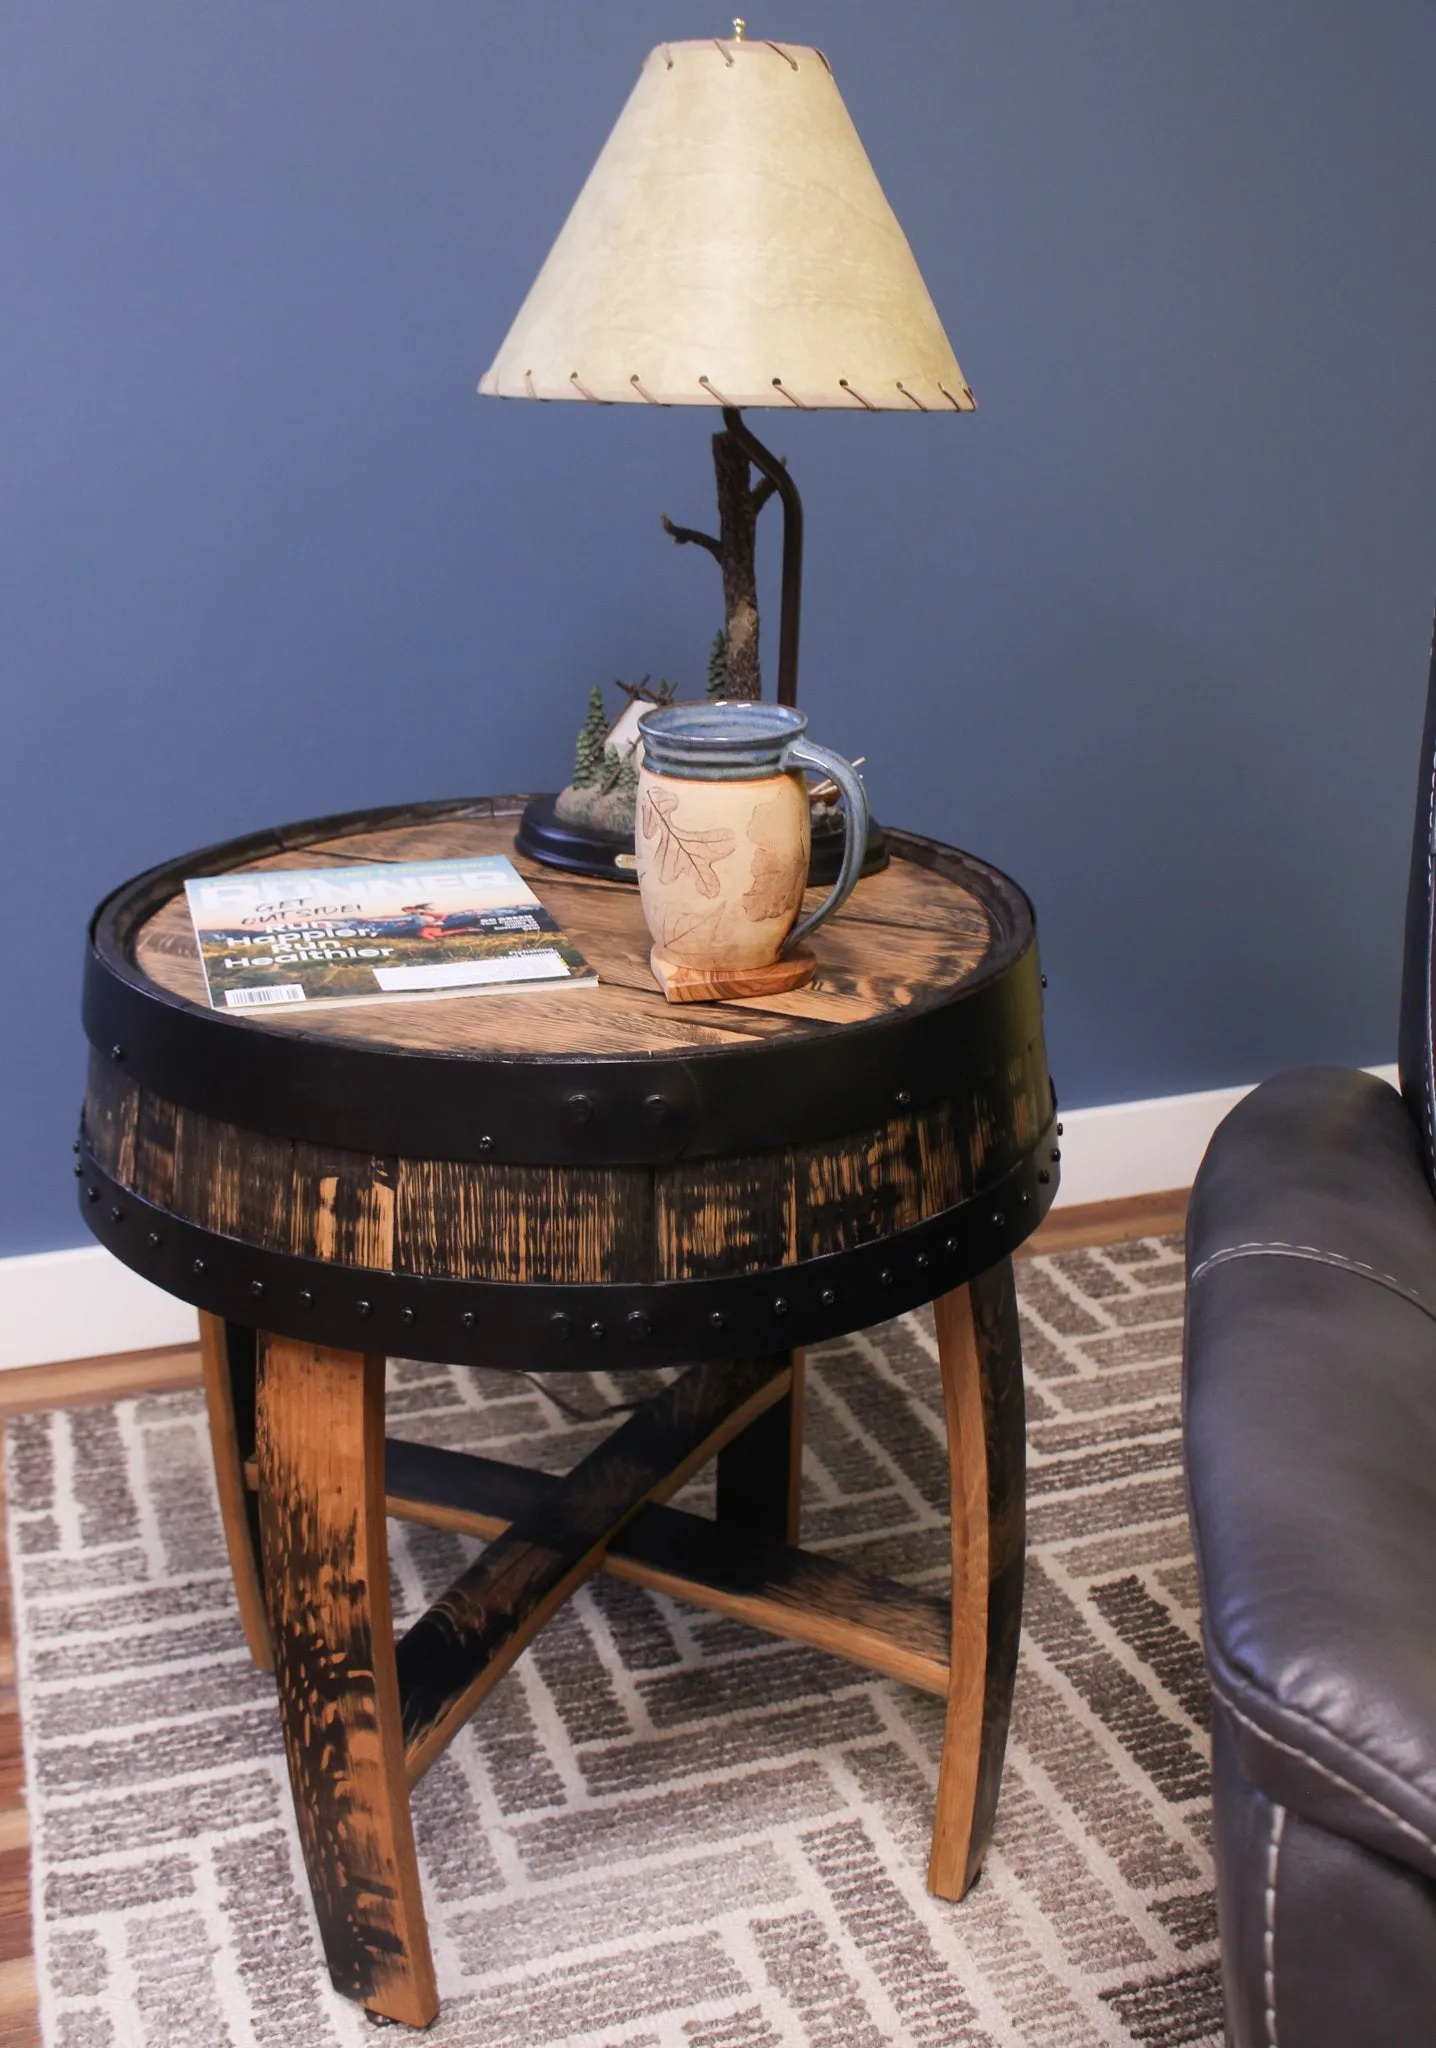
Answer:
[722,408,804,708]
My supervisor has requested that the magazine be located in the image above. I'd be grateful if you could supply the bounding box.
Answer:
[184,854,596,1012]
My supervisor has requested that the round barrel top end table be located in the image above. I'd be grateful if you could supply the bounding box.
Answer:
[77,794,1059,2029]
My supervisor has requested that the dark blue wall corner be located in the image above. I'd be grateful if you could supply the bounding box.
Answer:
[3,1,1435,1253]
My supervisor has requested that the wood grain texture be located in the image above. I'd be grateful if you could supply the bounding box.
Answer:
[796,1113,925,1258]
[82,1052,138,1185]
[397,1355,793,1782]
[649,942,816,1004]
[927,1263,1026,1900]
[255,1338,436,2027]
[393,1158,651,1283]
[197,1314,271,1671]
[653,1147,797,1280]
[129,811,995,1057]
[0,1349,200,1420]
[90,1066,1051,1291]
[1025,1187,1188,1255]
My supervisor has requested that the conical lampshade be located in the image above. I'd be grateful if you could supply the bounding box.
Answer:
[479,36,973,412]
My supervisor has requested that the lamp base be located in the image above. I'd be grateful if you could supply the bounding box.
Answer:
[515,793,889,887]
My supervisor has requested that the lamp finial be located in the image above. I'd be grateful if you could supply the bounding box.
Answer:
[732,17,746,40]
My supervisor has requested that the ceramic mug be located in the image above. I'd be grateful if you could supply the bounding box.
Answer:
[635,701,869,989]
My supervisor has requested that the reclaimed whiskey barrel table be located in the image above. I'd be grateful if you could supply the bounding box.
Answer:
[77,794,1058,2029]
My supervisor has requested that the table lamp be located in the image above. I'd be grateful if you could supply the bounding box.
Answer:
[480,21,973,882]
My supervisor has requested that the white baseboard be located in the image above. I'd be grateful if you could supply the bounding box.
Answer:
[0,1062,1401,1373]
[1050,1062,1399,1209]
[0,1247,199,1373]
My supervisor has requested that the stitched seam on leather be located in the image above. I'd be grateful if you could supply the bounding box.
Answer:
[1263,1804,1284,2048]
[1189,1241,1436,1324]
[1213,1683,1436,1861]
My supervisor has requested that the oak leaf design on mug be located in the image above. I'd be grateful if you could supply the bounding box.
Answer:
[742,794,808,923]
[640,787,737,900]
[659,902,725,953]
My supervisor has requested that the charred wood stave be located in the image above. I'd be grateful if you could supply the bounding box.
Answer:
[962,1259,1027,1883]
[82,1034,1051,1294]
[198,1314,270,1671]
[927,1265,1026,1901]
[256,1338,436,2027]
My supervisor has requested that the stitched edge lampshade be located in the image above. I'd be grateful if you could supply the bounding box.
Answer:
[479,36,973,413]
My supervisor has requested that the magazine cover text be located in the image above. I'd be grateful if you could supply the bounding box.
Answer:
[185,856,595,1011]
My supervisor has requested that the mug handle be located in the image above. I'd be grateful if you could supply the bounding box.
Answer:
[782,739,871,952]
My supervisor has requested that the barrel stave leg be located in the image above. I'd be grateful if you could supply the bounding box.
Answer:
[256,1334,437,2028]
[927,1261,1026,1899]
[198,1313,271,1671]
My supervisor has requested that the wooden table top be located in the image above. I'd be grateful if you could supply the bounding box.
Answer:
[129,800,1000,1061]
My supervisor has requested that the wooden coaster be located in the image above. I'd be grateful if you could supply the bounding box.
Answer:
[649,944,817,1005]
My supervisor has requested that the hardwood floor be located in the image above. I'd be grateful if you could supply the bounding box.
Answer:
[0,1190,1187,2046]
[0,1437,37,2048]
[1023,1187,1188,1256]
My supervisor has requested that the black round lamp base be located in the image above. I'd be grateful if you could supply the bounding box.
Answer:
[514,794,889,888]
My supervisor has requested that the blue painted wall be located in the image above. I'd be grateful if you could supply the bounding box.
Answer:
[4,1,1436,1255]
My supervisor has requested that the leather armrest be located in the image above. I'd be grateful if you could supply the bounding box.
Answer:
[1185,1066,1436,1880]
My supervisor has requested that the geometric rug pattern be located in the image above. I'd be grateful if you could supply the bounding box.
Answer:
[6,1237,1223,2047]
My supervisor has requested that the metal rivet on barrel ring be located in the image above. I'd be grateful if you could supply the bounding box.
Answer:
[249,1280,264,1299]
[588,1320,605,1341]
[299,1289,314,1307]
[915,1253,930,1270]
[879,1269,894,1287]
[192,1258,205,1274]
[945,1236,958,1253]
[109,1045,124,1062]
[895,1089,912,1108]
[1039,1169,1051,1184]
[567,1093,594,1125]
[357,1299,373,1317]
[86,1186,100,1202]
[400,1307,415,1326]
[820,1288,836,1307]
[108,1206,123,1223]
[461,1311,476,1329]
[72,1138,81,1154]
[709,1310,726,1330]
[478,1134,493,1154]
[642,1094,671,1125]
[626,1310,652,1340]
[147,1231,161,1248]
[1051,1149,1061,1163]
[990,1211,1005,1228]
[73,1163,83,1177]
[773,1297,789,1317]
[1056,1121,1064,1136]
[550,1312,575,1338]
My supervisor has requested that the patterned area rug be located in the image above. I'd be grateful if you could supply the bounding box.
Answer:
[7,1237,1223,2048]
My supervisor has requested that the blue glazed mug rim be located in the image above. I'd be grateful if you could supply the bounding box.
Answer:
[637,700,807,779]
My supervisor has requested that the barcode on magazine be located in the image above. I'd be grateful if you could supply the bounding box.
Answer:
[224,984,307,1008]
